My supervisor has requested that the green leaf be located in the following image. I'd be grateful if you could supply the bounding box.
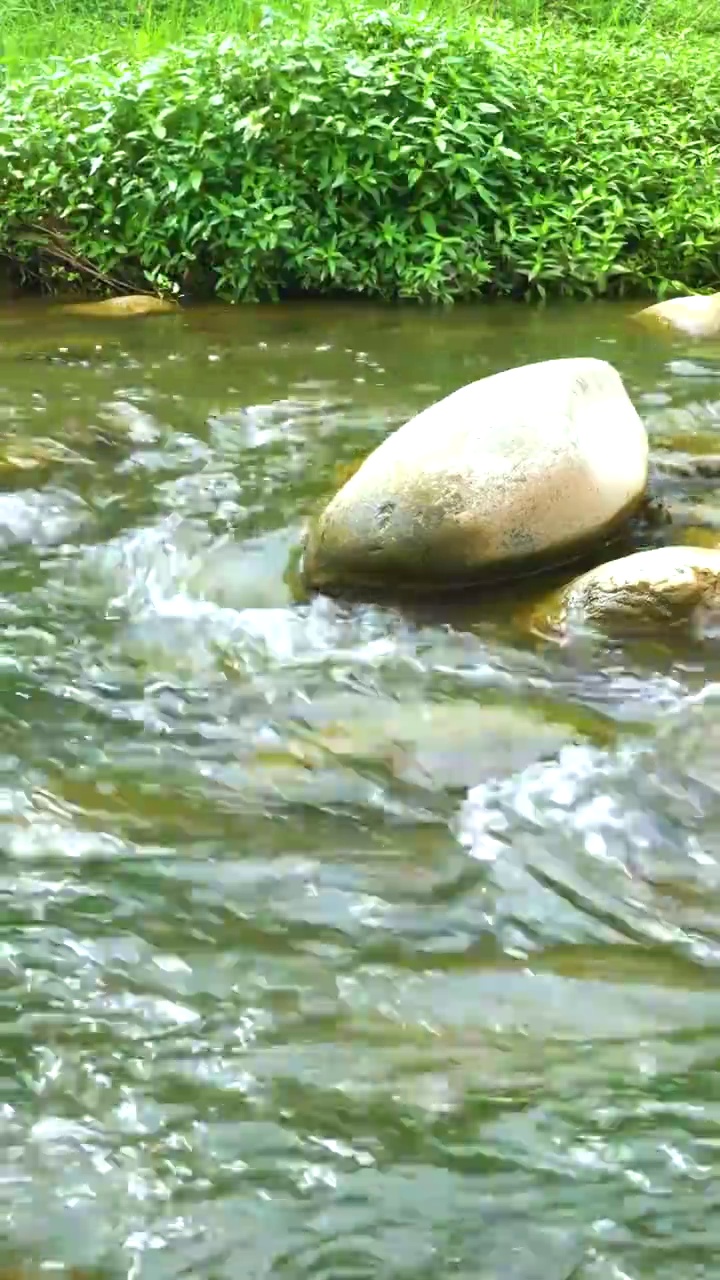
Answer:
[0,14,715,305]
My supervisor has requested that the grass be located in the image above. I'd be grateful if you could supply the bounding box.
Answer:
[0,0,718,75]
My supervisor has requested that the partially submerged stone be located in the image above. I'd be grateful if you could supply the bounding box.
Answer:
[61,294,178,318]
[303,357,648,595]
[635,292,720,338]
[532,545,720,639]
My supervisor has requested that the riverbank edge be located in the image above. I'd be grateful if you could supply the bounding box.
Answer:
[1,9,718,304]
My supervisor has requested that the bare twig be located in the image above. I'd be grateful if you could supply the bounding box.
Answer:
[10,219,155,297]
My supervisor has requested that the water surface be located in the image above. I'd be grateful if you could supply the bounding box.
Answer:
[2,298,720,1279]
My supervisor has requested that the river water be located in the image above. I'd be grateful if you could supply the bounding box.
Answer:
[2,298,720,1279]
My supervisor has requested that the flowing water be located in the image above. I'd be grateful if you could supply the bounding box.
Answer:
[2,298,720,1279]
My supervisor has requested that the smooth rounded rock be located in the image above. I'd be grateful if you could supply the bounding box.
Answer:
[635,292,720,338]
[532,545,720,638]
[61,294,178,318]
[303,357,649,593]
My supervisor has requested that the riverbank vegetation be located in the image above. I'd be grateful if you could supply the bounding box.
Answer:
[0,0,718,302]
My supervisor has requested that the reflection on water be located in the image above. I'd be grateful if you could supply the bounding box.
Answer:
[1,299,720,1277]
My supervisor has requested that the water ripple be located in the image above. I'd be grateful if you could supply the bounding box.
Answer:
[3,301,720,1278]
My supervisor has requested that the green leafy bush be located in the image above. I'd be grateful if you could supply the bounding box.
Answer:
[496,27,720,296]
[0,6,718,301]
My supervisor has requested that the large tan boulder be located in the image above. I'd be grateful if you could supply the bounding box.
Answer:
[635,292,720,338]
[61,294,178,318]
[303,357,648,593]
[532,545,720,638]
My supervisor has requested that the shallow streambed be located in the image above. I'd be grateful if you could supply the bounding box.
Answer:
[2,298,720,1279]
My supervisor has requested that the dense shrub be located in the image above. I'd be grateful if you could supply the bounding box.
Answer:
[496,27,720,296]
[0,7,718,301]
[484,0,720,32]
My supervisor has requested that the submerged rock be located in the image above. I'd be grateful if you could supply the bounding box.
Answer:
[0,1271,98,1279]
[292,694,611,791]
[674,524,720,550]
[303,357,648,595]
[651,450,720,479]
[635,292,720,338]
[61,294,178,318]
[532,545,720,639]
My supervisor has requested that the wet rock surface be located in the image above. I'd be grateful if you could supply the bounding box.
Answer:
[60,293,179,318]
[635,291,720,338]
[532,545,720,639]
[304,356,648,594]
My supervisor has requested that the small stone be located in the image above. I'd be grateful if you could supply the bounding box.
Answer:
[532,545,720,639]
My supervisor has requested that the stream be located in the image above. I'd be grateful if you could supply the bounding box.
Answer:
[2,297,720,1279]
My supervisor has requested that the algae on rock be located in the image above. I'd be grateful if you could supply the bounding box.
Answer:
[531,545,720,640]
[60,295,178,319]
